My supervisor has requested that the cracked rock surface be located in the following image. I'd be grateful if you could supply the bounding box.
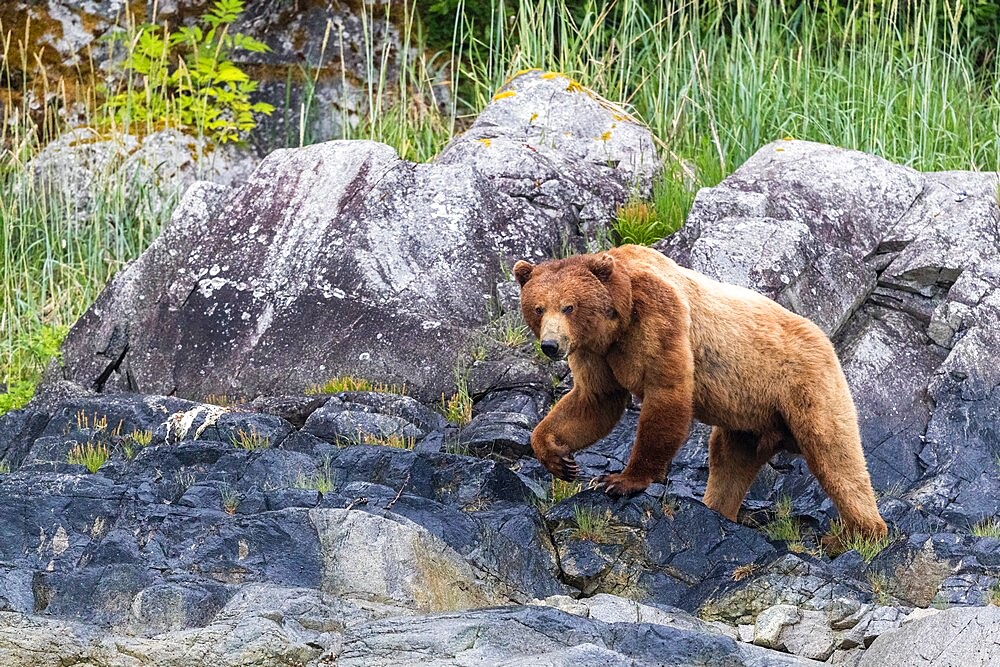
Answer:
[56,70,658,403]
[1,139,998,664]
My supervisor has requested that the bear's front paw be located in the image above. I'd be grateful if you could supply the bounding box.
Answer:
[541,452,580,481]
[591,472,652,497]
[532,433,580,481]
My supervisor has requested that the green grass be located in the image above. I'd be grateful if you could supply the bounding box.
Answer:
[972,518,1000,538]
[304,376,407,396]
[535,477,584,512]
[358,431,417,450]
[761,496,803,546]
[67,442,111,473]
[231,428,270,450]
[571,505,613,542]
[829,519,895,562]
[293,459,335,494]
[220,484,241,515]
[3,0,999,403]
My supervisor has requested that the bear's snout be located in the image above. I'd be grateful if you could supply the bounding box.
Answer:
[540,339,561,359]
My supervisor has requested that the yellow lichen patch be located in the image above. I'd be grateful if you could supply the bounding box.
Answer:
[477,138,492,147]
[501,68,541,87]
[566,80,585,93]
[541,71,564,80]
[775,147,786,152]
[529,113,539,123]
[492,90,517,101]
[783,135,795,141]
[599,131,612,142]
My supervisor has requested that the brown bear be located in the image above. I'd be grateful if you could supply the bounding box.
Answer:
[513,244,887,541]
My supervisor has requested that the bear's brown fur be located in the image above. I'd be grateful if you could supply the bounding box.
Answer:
[514,244,887,541]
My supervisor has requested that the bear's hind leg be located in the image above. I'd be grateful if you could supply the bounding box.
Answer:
[784,411,887,540]
[703,427,772,522]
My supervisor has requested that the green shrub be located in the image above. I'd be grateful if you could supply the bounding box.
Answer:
[0,325,68,415]
[101,0,274,142]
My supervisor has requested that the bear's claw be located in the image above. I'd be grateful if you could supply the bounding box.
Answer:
[591,474,648,498]
[557,455,580,481]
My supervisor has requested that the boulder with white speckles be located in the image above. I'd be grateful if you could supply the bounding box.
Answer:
[55,70,661,402]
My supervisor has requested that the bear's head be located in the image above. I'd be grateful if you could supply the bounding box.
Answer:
[513,252,632,360]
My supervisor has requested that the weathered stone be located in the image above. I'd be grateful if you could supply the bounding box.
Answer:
[57,71,659,403]
[753,604,800,650]
[860,606,1000,666]
[310,507,503,612]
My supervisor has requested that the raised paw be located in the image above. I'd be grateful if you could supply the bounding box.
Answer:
[557,455,580,481]
[590,472,652,498]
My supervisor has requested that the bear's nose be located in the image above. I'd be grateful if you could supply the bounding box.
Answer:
[540,339,560,359]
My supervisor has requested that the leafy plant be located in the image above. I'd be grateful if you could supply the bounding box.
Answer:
[67,442,111,473]
[0,325,69,415]
[101,0,274,142]
[0,460,10,474]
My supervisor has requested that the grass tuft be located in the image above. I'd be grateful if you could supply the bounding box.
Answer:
[571,505,613,542]
[972,518,1000,538]
[305,376,407,396]
[294,458,335,494]
[220,485,241,515]
[231,428,270,450]
[358,431,416,450]
[534,477,583,512]
[761,496,802,546]
[67,442,111,473]
[829,520,895,562]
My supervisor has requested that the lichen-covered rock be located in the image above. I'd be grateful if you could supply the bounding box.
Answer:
[655,140,1000,534]
[57,71,659,403]
[28,128,256,222]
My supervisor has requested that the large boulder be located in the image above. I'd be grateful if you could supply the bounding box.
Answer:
[860,607,1000,666]
[56,71,659,402]
[655,140,1000,533]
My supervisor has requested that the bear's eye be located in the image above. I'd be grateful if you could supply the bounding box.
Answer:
[534,306,544,315]
[562,305,574,315]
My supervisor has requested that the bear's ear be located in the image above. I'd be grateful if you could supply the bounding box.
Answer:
[589,253,615,283]
[513,260,534,286]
